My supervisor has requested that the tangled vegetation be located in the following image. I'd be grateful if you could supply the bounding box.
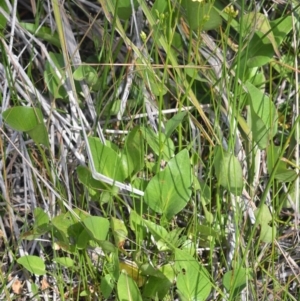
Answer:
[0,0,299,300]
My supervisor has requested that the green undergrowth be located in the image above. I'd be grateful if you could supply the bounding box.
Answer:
[0,0,300,300]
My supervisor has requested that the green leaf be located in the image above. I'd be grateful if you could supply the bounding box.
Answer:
[142,264,174,300]
[77,166,120,201]
[140,126,174,160]
[247,55,272,68]
[100,191,117,204]
[254,205,276,243]
[83,216,109,242]
[184,64,206,82]
[34,208,49,228]
[249,109,270,149]
[30,283,39,296]
[73,65,98,86]
[266,143,284,171]
[196,181,214,223]
[143,219,172,250]
[270,16,293,46]
[181,239,196,256]
[27,122,50,146]
[65,219,89,250]
[246,82,278,149]
[52,214,74,238]
[197,180,212,205]
[101,274,115,298]
[0,0,9,31]
[171,31,183,52]
[21,227,50,241]
[143,219,168,240]
[111,217,128,247]
[51,209,88,247]
[139,263,164,278]
[97,240,117,254]
[165,111,187,139]
[236,38,273,80]
[77,166,102,198]
[243,12,280,57]
[54,257,74,268]
[111,0,139,20]
[119,260,146,287]
[181,1,222,30]
[88,137,126,182]
[20,23,60,47]
[76,229,90,249]
[197,225,218,239]
[2,107,49,146]
[117,271,143,301]
[2,107,43,131]
[103,99,121,116]
[129,210,147,243]
[151,0,167,15]
[214,146,243,196]
[271,169,297,183]
[66,208,89,221]
[51,223,69,246]
[144,149,192,220]
[266,143,297,182]
[156,228,185,251]
[44,52,67,99]
[122,127,145,176]
[247,70,266,90]
[255,204,272,224]
[130,212,174,250]
[259,223,276,243]
[139,67,168,96]
[223,268,252,296]
[79,290,89,297]
[274,53,295,75]
[17,255,46,275]
[175,249,211,301]
[203,205,214,224]
[236,33,273,73]
[21,208,51,240]
[104,251,120,283]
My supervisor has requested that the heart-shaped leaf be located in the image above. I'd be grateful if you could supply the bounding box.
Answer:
[54,257,74,268]
[223,268,253,297]
[259,223,276,243]
[44,52,67,99]
[270,16,292,45]
[88,137,126,182]
[111,217,128,248]
[214,146,243,196]
[165,111,187,139]
[122,127,145,176]
[144,149,192,220]
[175,248,211,300]
[101,274,115,298]
[181,1,222,31]
[266,143,297,182]
[117,271,143,301]
[243,12,280,57]
[111,0,139,19]
[140,126,174,160]
[142,264,174,300]
[73,65,98,86]
[20,22,60,47]
[17,255,46,275]
[83,216,109,242]
[2,106,49,146]
[246,82,278,149]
